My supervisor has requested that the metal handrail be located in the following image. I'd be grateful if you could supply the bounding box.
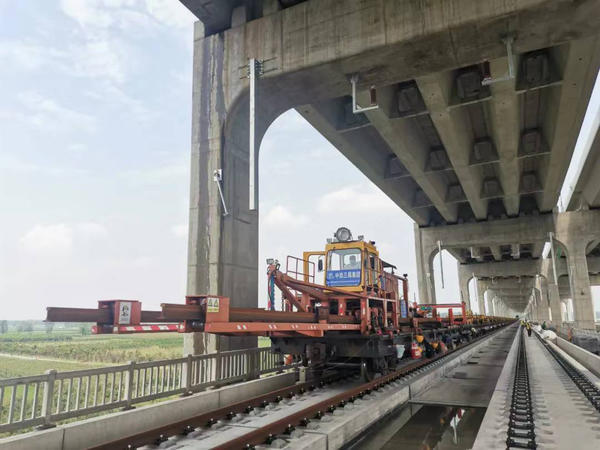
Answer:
[0,347,296,434]
[285,255,315,283]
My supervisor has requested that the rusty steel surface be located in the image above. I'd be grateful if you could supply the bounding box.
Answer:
[139,310,175,323]
[162,304,358,324]
[46,307,175,324]
[160,303,202,320]
[92,321,513,450]
[88,373,347,450]
[45,307,110,323]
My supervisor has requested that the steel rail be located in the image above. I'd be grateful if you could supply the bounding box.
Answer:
[91,322,513,450]
[88,372,349,450]
[506,327,536,449]
[215,322,513,450]
[535,332,600,413]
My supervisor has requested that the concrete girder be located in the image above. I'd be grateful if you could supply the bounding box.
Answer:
[360,87,459,223]
[415,72,487,220]
[459,259,541,280]
[540,36,600,211]
[484,282,536,293]
[487,56,520,216]
[530,242,544,259]
[470,247,484,262]
[511,243,520,259]
[490,245,503,261]
[567,127,600,210]
[417,214,553,253]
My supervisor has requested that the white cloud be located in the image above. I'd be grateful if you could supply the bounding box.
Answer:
[0,40,67,71]
[171,224,188,238]
[144,0,195,28]
[71,38,128,83]
[84,82,157,122]
[19,222,108,255]
[16,91,97,133]
[60,0,134,28]
[60,0,194,30]
[317,185,394,214]
[76,222,109,239]
[20,224,74,254]
[67,143,88,152]
[0,154,88,177]
[262,205,308,229]
[121,162,188,185]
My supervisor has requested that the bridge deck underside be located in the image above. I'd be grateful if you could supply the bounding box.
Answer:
[299,36,600,229]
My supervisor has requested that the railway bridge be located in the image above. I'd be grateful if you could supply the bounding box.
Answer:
[179,0,600,357]
[3,2,600,449]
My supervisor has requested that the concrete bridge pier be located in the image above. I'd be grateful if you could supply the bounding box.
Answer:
[553,211,600,329]
[415,211,600,328]
[183,20,286,355]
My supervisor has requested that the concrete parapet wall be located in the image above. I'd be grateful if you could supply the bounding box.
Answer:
[0,372,297,450]
[556,336,600,377]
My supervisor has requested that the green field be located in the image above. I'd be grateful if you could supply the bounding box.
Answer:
[0,355,104,379]
[0,331,184,367]
[0,329,271,379]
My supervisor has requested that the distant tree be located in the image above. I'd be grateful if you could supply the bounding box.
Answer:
[45,322,54,334]
[80,325,91,336]
[0,320,7,334]
[17,321,34,332]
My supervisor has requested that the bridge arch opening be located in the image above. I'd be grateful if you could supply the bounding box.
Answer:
[467,277,480,314]
[256,109,419,307]
[431,249,460,305]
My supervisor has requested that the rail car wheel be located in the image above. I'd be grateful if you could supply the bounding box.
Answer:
[361,357,388,381]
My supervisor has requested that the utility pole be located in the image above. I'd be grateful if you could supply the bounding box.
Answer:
[243,58,276,211]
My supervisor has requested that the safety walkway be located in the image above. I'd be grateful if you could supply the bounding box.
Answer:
[473,329,600,449]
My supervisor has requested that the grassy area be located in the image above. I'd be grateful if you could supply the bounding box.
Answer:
[0,355,104,379]
[0,331,184,365]
[1,331,272,377]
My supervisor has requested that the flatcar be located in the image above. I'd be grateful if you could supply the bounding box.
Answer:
[45,227,509,380]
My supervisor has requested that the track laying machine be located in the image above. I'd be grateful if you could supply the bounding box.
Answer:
[46,227,509,379]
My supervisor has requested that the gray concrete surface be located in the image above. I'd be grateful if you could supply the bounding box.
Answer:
[411,326,517,407]
[473,329,600,449]
[556,336,600,378]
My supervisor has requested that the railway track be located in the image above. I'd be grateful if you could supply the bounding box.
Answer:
[505,327,536,450]
[503,327,600,450]
[90,321,512,450]
[535,331,600,413]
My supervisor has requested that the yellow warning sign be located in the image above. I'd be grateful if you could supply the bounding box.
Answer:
[207,297,220,313]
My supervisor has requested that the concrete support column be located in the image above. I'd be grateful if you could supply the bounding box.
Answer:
[184,24,265,354]
[414,224,436,304]
[564,241,595,329]
[457,263,472,312]
[528,295,536,322]
[547,283,562,326]
[476,280,486,315]
[535,288,550,323]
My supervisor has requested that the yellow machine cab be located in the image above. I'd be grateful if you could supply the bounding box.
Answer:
[302,227,401,298]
